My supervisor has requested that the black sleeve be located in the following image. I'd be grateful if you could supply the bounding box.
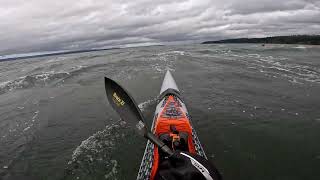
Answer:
[155,151,222,180]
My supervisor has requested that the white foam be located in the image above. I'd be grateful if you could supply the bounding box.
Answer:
[104,160,118,179]
[248,54,261,58]
[294,45,307,49]
[0,71,71,94]
[138,98,156,112]
[172,51,185,55]
[157,51,186,57]
[239,52,320,84]
[71,121,124,161]
[0,81,10,88]
[32,111,39,121]
[289,78,303,84]
[23,127,31,131]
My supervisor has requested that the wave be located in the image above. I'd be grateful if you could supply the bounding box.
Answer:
[0,71,70,94]
[196,46,320,84]
[214,49,320,84]
[250,56,320,84]
[0,64,98,95]
[146,51,186,73]
[157,50,187,56]
[64,98,154,179]
[64,120,126,179]
[293,45,307,49]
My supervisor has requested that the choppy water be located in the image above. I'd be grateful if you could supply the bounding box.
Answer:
[1,44,320,180]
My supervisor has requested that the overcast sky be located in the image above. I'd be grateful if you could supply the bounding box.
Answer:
[0,0,319,55]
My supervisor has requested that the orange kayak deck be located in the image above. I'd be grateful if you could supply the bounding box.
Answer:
[150,95,196,179]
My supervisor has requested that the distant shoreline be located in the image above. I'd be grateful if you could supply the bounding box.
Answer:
[2,36,319,62]
[0,44,165,62]
[0,48,120,62]
[202,35,320,45]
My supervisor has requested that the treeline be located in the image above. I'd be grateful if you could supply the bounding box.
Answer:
[202,35,320,45]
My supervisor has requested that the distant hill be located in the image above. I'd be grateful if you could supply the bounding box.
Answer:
[202,35,320,45]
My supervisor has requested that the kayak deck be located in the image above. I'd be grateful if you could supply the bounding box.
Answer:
[136,72,207,179]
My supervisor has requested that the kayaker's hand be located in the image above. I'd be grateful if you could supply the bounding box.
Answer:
[155,151,222,180]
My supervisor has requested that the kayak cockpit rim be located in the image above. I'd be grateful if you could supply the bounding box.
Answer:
[157,88,184,102]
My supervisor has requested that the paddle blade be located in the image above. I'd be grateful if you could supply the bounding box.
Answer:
[104,77,173,155]
[104,77,145,125]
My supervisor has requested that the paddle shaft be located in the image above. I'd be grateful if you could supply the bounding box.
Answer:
[146,132,173,156]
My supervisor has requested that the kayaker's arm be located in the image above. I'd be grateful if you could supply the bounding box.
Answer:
[155,151,222,180]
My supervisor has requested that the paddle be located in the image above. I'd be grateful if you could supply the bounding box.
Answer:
[104,77,173,156]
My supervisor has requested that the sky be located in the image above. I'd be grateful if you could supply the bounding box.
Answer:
[0,0,320,55]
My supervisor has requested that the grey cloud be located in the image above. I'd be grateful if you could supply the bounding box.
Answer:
[225,0,307,15]
[0,0,319,55]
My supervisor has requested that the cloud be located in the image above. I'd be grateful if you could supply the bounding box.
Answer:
[0,0,319,55]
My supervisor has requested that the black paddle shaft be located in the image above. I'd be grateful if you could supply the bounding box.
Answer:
[146,132,173,155]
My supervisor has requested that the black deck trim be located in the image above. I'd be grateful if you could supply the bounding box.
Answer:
[158,88,183,102]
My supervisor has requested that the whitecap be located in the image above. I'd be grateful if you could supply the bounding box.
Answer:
[294,45,307,49]
[0,71,70,94]
[23,127,31,131]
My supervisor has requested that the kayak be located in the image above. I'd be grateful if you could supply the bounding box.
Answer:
[136,70,207,180]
